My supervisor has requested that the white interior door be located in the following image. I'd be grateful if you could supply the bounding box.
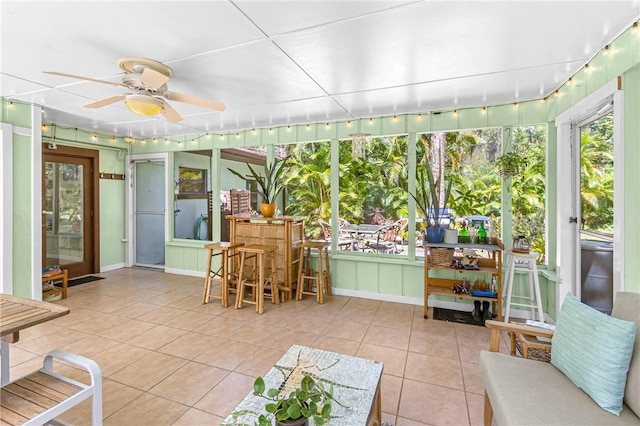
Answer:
[555,79,623,318]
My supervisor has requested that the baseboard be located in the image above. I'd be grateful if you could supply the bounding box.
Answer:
[164,267,205,278]
[331,288,423,306]
[100,263,126,273]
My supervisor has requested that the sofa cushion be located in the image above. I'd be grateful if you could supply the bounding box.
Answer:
[480,351,640,425]
[551,294,637,416]
[611,292,640,417]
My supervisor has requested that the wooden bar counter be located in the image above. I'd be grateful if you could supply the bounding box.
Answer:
[227,215,304,295]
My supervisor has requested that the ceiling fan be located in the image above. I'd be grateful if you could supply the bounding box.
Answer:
[44,56,225,122]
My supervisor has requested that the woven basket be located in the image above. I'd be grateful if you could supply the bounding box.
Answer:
[429,248,455,266]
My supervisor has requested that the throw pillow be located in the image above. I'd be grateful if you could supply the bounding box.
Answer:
[551,293,637,415]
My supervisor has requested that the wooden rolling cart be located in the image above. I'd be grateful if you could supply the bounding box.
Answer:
[423,239,504,320]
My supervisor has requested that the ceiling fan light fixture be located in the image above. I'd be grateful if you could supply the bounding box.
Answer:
[125,95,163,117]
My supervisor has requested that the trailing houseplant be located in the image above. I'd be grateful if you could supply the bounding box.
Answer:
[409,161,452,243]
[495,151,526,177]
[228,158,287,217]
[253,374,334,426]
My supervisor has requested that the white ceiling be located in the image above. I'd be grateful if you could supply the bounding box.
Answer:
[2,1,638,138]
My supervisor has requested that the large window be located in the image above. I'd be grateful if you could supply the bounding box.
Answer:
[511,125,547,262]
[337,135,409,255]
[281,141,331,240]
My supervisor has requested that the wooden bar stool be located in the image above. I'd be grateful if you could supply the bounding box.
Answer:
[235,244,279,314]
[296,241,331,304]
[202,242,244,307]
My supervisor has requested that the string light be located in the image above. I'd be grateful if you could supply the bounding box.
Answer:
[452,110,458,117]
[603,45,610,55]
[235,133,240,138]
[42,124,47,131]
[111,137,116,143]
[567,77,573,85]
[287,125,291,131]
[482,107,487,114]
[347,121,352,127]
[514,103,519,108]
[393,115,398,121]
[369,118,373,124]
[205,133,211,138]
[632,21,639,34]
[417,114,422,120]
[325,123,330,128]
[92,135,97,141]
[9,101,14,108]
[306,124,310,130]
[153,138,158,144]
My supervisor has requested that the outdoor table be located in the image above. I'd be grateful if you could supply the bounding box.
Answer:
[0,294,70,385]
[223,345,383,425]
[339,224,385,251]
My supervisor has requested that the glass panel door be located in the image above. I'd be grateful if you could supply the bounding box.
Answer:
[135,161,166,267]
[577,108,614,313]
[43,156,93,276]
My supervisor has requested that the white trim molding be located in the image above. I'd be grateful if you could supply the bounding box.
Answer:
[32,106,43,300]
[0,123,13,294]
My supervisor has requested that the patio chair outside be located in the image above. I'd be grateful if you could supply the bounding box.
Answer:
[363,222,402,254]
[318,220,353,250]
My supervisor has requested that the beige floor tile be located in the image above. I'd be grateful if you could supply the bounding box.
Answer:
[15,328,90,355]
[130,325,185,350]
[363,325,410,350]
[11,268,497,426]
[192,316,245,338]
[461,362,485,395]
[383,411,398,425]
[135,306,190,324]
[58,378,143,426]
[194,371,255,417]
[109,301,163,318]
[158,332,225,360]
[398,379,469,426]
[162,310,215,331]
[105,392,188,426]
[172,408,224,425]
[321,318,371,341]
[149,361,229,405]
[58,334,120,358]
[7,345,39,367]
[88,343,151,377]
[194,340,260,371]
[466,391,485,426]
[260,328,318,352]
[356,343,407,377]
[109,351,187,391]
[381,373,403,414]
[310,335,361,356]
[409,330,460,359]
[396,416,431,426]
[234,347,285,377]
[404,352,464,390]
[97,318,158,342]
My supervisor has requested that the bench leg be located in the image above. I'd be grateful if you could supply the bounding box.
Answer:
[1,340,9,386]
[484,391,493,426]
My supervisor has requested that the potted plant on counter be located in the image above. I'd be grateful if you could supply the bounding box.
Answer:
[228,158,287,218]
[409,161,452,243]
[253,374,334,426]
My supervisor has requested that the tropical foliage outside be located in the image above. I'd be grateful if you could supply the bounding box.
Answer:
[276,120,612,264]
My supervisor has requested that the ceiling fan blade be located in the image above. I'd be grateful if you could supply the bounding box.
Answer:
[164,91,225,111]
[161,100,183,122]
[84,93,128,108]
[140,67,170,88]
[43,71,127,88]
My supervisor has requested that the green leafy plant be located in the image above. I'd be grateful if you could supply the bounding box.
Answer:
[253,374,334,425]
[409,161,452,227]
[495,152,526,177]
[228,158,288,204]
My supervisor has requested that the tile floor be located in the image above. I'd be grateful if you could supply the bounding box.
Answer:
[7,268,510,426]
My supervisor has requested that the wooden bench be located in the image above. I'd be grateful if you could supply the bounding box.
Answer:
[0,349,102,425]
